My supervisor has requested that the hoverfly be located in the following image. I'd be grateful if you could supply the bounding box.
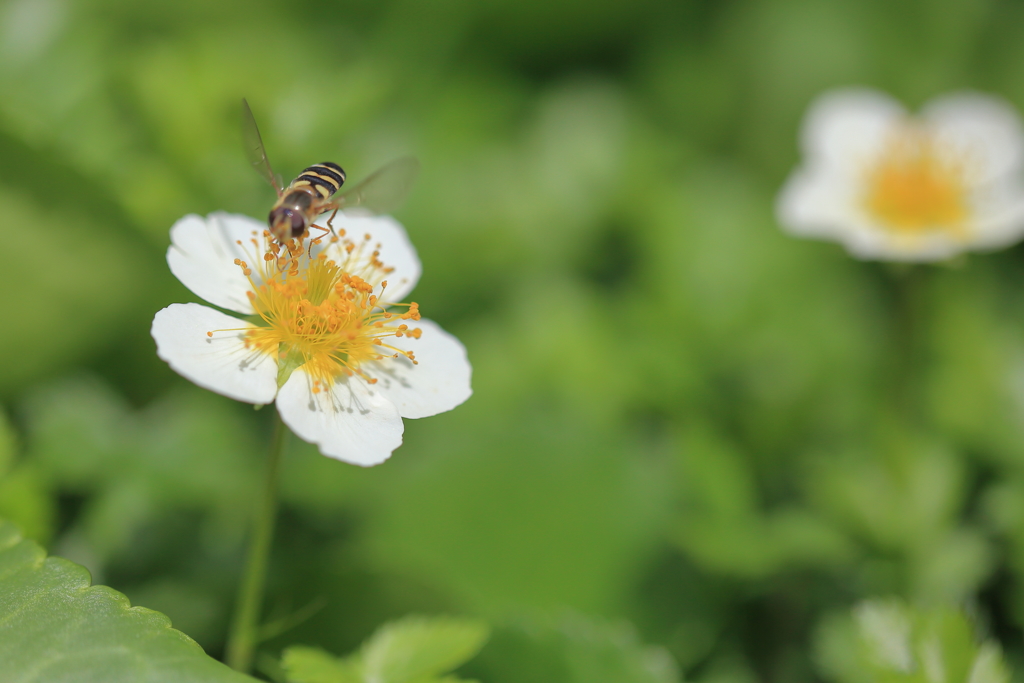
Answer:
[242,98,419,245]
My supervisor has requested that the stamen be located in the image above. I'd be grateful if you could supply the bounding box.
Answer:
[229,227,424,391]
[863,123,971,239]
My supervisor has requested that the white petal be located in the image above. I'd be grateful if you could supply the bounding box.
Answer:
[167,212,268,314]
[971,185,1024,249]
[924,92,1024,183]
[839,230,964,263]
[366,318,472,419]
[776,167,862,238]
[276,369,405,466]
[151,303,278,404]
[801,88,905,169]
[320,212,421,302]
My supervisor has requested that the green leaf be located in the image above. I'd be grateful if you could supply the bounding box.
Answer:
[361,616,489,683]
[0,408,14,475]
[0,520,257,683]
[468,614,681,683]
[816,599,1012,683]
[0,410,54,544]
[280,646,361,683]
[282,616,489,683]
[968,644,1010,683]
[0,465,55,545]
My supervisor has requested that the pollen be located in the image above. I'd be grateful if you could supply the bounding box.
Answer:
[234,231,421,390]
[862,124,971,238]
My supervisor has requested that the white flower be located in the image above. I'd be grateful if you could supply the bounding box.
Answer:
[777,88,1024,261]
[151,212,472,466]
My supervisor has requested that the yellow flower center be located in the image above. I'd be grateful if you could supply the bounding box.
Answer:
[221,230,421,393]
[862,125,971,238]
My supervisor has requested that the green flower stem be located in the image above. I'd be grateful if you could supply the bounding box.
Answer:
[890,264,925,428]
[883,264,927,482]
[226,410,288,673]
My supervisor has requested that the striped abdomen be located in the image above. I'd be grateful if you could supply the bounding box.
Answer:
[289,162,346,199]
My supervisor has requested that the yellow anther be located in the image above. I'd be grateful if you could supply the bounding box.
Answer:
[236,225,428,390]
[863,125,970,238]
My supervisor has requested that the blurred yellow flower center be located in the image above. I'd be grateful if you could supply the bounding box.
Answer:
[863,126,970,237]
[228,231,421,392]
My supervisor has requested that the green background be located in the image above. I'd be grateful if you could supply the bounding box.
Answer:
[3,0,1024,680]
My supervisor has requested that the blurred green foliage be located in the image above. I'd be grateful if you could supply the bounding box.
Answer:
[5,0,1024,681]
[816,599,1009,683]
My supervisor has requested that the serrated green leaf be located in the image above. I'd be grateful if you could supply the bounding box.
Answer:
[0,520,257,683]
[360,616,490,683]
[280,646,361,683]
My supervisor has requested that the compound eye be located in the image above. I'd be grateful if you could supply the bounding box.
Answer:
[289,212,306,237]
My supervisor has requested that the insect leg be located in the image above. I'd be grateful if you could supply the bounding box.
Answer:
[326,208,340,237]
[307,204,341,257]
[307,224,331,258]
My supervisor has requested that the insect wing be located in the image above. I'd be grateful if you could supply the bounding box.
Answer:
[336,156,419,215]
[241,98,283,196]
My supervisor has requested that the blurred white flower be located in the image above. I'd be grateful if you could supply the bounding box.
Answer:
[777,88,1024,261]
[151,212,471,466]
